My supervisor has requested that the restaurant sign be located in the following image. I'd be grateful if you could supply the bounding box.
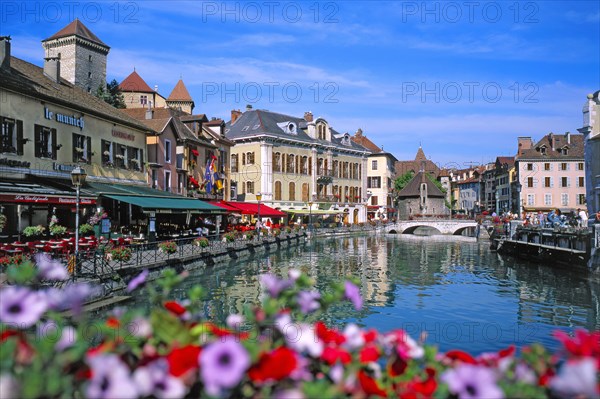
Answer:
[44,107,84,130]
[0,194,96,205]
[0,158,31,168]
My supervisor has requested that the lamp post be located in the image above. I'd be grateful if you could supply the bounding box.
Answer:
[515,181,522,218]
[495,190,499,215]
[308,201,313,233]
[256,192,262,231]
[71,166,87,275]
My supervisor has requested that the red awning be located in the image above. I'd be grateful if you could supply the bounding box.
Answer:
[208,201,241,212]
[224,201,287,217]
[191,149,199,157]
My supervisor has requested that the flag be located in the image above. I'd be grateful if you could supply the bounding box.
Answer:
[204,157,213,193]
[214,172,223,190]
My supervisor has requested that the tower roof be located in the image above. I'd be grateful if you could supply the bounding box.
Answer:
[42,19,108,47]
[415,146,427,161]
[119,70,154,93]
[167,79,193,102]
[397,171,445,198]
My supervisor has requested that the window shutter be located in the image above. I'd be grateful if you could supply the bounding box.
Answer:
[34,125,41,158]
[567,177,571,187]
[140,149,144,172]
[51,129,57,159]
[86,136,92,162]
[550,177,554,188]
[15,120,24,155]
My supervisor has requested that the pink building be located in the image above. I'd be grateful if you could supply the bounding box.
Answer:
[516,133,586,215]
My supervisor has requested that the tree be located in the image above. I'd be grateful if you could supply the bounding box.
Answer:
[95,79,126,109]
[394,171,414,192]
[426,172,446,194]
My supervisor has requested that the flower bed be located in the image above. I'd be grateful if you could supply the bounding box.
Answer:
[159,241,178,254]
[193,237,210,248]
[0,259,598,399]
[107,246,132,262]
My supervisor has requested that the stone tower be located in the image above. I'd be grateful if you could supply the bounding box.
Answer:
[166,79,194,114]
[41,19,110,93]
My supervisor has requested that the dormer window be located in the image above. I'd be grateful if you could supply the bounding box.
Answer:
[561,146,569,155]
[317,123,327,140]
[341,133,352,146]
[276,121,297,135]
[539,145,547,155]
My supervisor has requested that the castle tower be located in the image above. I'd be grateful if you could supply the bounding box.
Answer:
[166,79,194,114]
[42,19,110,93]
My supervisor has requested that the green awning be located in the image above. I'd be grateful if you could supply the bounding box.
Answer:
[104,194,224,214]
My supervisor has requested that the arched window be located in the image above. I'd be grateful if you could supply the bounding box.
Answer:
[308,157,312,175]
[274,181,282,200]
[287,154,295,173]
[317,158,324,175]
[333,160,339,177]
[317,124,326,140]
[231,154,238,172]
[301,156,308,174]
[302,183,309,202]
[273,152,281,172]
[289,182,296,201]
[246,152,255,165]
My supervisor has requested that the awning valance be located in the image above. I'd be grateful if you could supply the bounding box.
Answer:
[224,201,287,217]
[104,195,224,213]
[286,209,345,215]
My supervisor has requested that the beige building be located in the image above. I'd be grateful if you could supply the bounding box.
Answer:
[351,129,397,220]
[578,90,600,217]
[225,107,371,224]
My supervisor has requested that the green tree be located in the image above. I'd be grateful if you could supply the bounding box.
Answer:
[394,171,414,192]
[95,79,126,109]
[426,172,446,194]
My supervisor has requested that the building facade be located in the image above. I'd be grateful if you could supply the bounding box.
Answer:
[515,133,586,214]
[225,107,371,224]
[578,90,600,217]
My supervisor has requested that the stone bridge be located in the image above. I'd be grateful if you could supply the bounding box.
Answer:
[383,219,478,235]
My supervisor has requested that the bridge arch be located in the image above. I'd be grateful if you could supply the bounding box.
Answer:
[402,225,442,235]
[452,226,475,236]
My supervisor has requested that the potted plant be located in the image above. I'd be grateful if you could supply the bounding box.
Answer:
[159,241,178,255]
[0,214,7,231]
[107,246,132,262]
[23,225,45,237]
[79,223,93,236]
[193,237,209,248]
[223,232,235,243]
[49,224,67,237]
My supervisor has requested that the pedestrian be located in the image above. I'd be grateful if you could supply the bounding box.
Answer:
[475,219,481,239]
[577,208,588,227]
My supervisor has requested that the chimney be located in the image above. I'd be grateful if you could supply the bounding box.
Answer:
[355,128,363,137]
[145,100,153,119]
[154,85,158,92]
[43,56,61,83]
[231,109,242,125]
[246,104,253,111]
[565,131,571,144]
[304,111,313,122]
[0,36,10,69]
[548,132,554,150]
[517,136,533,155]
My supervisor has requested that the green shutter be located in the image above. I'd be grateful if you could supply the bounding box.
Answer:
[16,120,23,155]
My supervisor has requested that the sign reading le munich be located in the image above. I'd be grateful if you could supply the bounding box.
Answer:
[44,107,84,130]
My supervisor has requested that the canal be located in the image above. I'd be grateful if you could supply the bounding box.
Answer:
[153,233,600,354]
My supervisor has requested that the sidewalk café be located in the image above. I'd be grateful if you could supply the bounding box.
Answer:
[285,207,347,226]
[209,201,287,230]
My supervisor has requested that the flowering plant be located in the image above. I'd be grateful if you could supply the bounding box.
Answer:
[78,223,93,235]
[0,214,7,230]
[74,147,85,153]
[1,263,599,399]
[49,224,67,236]
[223,232,236,242]
[115,154,125,160]
[271,228,281,237]
[23,225,45,237]
[193,237,209,248]
[107,246,132,262]
[103,150,111,156]
[89,210,108,226]
[159,241,178,254]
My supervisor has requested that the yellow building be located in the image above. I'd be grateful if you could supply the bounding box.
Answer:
[225,107,371,224]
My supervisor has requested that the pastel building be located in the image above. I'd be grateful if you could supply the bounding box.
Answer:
[515,133,586,214]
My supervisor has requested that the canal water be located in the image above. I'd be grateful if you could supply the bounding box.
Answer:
[172,234,599,354]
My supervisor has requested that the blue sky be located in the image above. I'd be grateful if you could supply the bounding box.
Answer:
[2,1,599,167]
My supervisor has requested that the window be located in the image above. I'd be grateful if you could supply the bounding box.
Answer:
[544,177,552,188]
[115,144,128,168]
[246,181,254,194]
[561,177,569,188]
[165,140,171,163]
[368,177,381,188]
[242,151,254,165]
[72,133,92,163]
[34,125,56,159]
[544,194,552,206]
[526,163,533,171]
[140,95,147,106]
[561,193,569,206]
[164,171,171,192]
[151,169,158,189]
[371,196,378,206]
[1,117,22,154]
[87,72,92,79]
[527,194,534,206]
[560,163,568,171]
[540,147,546,155]
[317,124,326,140]
[273,153,282,172]
[372,160,378,170]
[527,177,534,188]
[177,173,184,194]
[577,163,584,171]
[88,55,92,62]
[101,140,113,165]
[578,176,585,187]
[544,163,550,171]
[274,181,282,200]
[289,182,296,201]
[287,154,295,173]
[231,154,238,173]
[128,147,143,171]
[577,194,586,205]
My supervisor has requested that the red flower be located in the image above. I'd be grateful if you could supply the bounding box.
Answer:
[315,321,345,345]
[321,346,352,365]
[248,347,297,383]
[106,317,120,328]
[387,355,407,377]
[443,349,477,365]
[167,345,202,377]
[164,301,187,316]
[363,329,378,343]
[359,345,380,363]
[358,370,387,397]
[398,368,437,398]
[554,329,600,367]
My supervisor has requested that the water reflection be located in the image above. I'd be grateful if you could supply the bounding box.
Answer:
[167,234,598,354]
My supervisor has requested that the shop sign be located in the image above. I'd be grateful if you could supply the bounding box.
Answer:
[112,130,135,141]
[0,194,96,205]
[0,158,31,168]
[44,107,84,130]
[53,163,76,172]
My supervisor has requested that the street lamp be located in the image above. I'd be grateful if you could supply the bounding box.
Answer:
[71,166,87,275]
[495,190,499,215]
[256,192,262,230]
[307,201,313,232]
[515,181,522,218]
